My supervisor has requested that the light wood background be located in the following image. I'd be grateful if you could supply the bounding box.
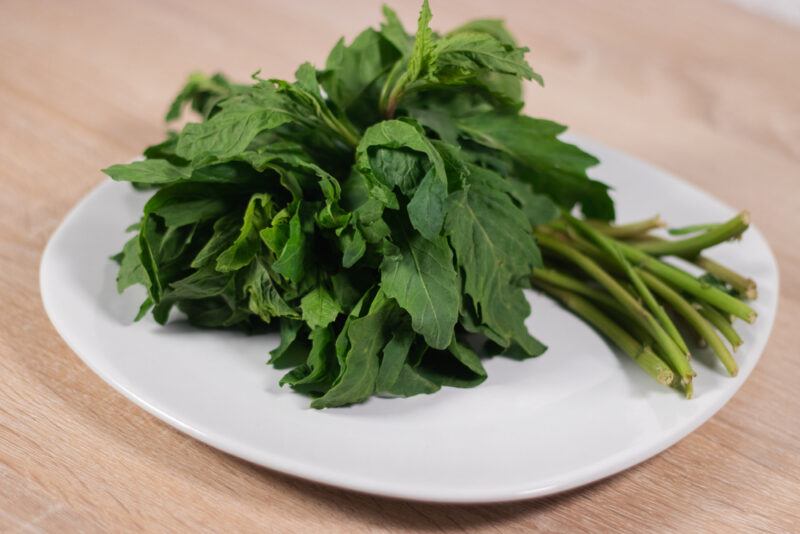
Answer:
[2,0,799,532]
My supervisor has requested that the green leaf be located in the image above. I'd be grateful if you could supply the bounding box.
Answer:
[176,84,295,161]
[191,214,240,268]
[444,19,531,103]
[433,31,538,83]
[216,194,273,272]
[300,286,342,330]
[271,63,361,148]
[280,327,337,393]
[244,259,297,322]
[115,235,150,294]
[137,216,163,302]
[380,2,539,115]
[175,298,248,329]
[385,364,441,397]
[332,288,373,371]
[380,0,435,115]
[104,159,190,185]
[269,319,308,369]
[457,113,614,219]
[272,206,308,284]
[444,165,542,301]
[323,29,400,113]
[144,184,232,228]
[259,208,291,255]
[447,339,486,378]
[482,281,545,357]
[416,339,487,388]
[404,0,435,84]
[165,71,240,122]
[376,322,415,393]
[340,228,366,268]
[168,264,235,300]
[368,147,428,195]
[406,168,447,240]
[311,291,397,408]
[501,178,560,227]
[380,5,412,54]
[444,165,545,354]
[380,218,460,349]
[449,19,518,47]
[357,119,448,239]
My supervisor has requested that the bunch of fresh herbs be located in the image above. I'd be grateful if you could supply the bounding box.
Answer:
[107,1,757,406]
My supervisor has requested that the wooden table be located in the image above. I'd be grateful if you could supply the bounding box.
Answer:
[2,0,799,531]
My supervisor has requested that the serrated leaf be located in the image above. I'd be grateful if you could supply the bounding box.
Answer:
[458,113,614,220]
[380,5,412,54]
[433,31,539,83]
[176,84,295,161]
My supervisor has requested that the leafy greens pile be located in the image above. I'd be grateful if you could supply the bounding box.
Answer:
[107,1,758,407]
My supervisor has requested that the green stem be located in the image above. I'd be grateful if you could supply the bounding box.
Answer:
[378,60,406,118]
[532,269,621,311]
[381,69,411,120]
[587,215,665,239]
[614,239,757,323]
[563,213,691,356]
[319,108,360,148]
[632,212,749,257]
[694,256,757,299]
[627,235,758,299]
[542,227,757,323]
[536,233,694,389]
[638,270,738,376]
[535,283,676,387]
[532,269,656,345]
[696,302,743,349]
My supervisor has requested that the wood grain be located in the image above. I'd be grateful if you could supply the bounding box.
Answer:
[1,0,799,531]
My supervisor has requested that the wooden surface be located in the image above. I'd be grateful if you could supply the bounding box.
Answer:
[2,0,799,531]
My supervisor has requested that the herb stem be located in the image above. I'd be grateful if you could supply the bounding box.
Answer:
[694,256,757,299]
[379,58,407,118]
[541,223,756,322]
[632,212,749,257]
[696,302,743,349]
[614,239,757,323]
[534,282,676,387]
[319,108,360,148]
[532,268,655,345]
[531,269,620,311]
[587,215,665,239]
[626,235,758,299]
[562,213,691,356]
[638,270,738,376]
[536,233,694,390]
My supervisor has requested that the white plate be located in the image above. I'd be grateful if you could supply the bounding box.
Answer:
[40,137,778,503]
